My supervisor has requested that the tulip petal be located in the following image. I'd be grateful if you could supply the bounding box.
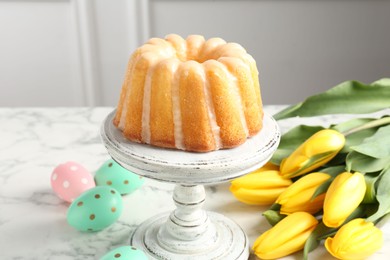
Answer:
[324,237,338,258]
[323,172,366,228]
[280,194,325,215]
[248,162,279,174]
[230,186,288,205]
[280,129,345,178]
[325,219,383,259]
[230,170,293,205]
[231,170,292,189]
[252,212,318,259]
[277,173,330,214]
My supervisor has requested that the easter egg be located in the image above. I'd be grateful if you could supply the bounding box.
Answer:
[100,246,148,260]
[67,186,123,232]
[95,159,144,195]
[51,161,95,202]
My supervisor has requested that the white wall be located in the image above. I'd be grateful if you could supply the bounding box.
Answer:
[0,0,389,106]
[0,0,140,106]
[0,1,84,106]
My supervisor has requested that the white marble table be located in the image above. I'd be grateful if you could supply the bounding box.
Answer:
[0,106,389,260]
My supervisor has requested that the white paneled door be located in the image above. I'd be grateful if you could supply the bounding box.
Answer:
[1,0,85,106]
[0,0,144,106]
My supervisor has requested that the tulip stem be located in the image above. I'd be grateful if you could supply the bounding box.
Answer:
[342,116,390,136]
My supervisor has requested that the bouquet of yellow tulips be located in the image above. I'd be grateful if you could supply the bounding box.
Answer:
[230,79,390,259]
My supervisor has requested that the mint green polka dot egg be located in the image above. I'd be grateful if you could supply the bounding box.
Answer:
[100,246,148,260]
[67,186,123,232]
[95,159,144,195]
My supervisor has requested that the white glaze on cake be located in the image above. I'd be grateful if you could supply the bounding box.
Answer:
[220,60,249,136]
[200,65,222,149]
[141,61,156,143]
[170,62,184,150]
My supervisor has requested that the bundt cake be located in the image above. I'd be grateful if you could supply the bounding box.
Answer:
[114,34,263,152]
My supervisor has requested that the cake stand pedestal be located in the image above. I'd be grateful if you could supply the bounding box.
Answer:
[101,111,280,260]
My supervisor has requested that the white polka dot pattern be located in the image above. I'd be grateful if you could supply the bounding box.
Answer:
[63,181,70,188]
[70,165,78,171]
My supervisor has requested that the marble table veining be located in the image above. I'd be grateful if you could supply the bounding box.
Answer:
[0,106,389,260]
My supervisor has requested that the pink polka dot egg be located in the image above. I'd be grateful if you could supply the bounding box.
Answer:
[51,161,95,203]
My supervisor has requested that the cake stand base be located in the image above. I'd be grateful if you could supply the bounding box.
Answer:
[131,212,249,260]
[101,110,280,260]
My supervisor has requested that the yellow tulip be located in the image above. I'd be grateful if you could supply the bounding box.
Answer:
[248,162,279,174]
[230,170,292,205]
[323,172,366,228]
[325,218,383,259]
[276,172,331,215]
[252,212,318,259]
[280,129,345,178]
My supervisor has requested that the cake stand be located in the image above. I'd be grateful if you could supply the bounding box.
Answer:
[101,111,280,260]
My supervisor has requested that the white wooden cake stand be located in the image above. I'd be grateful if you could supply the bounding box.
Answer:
[101,111,280,260]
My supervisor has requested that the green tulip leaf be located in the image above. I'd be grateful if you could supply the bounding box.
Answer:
[332,118,377,133]
[345,204,370,222]
[303,230,320,260]
[273,103,302,120]
[311,179,332,200]
[263,204,283,226]
[331,118,382,154]
[372,78,390,87]
[263,207,286,227]
[270,125,325,165]
[324,152,347,166]
[364,204,380,219]
[343,129,380,154]
[346,151,390,173]
[270,149,293,166]
[341,116,390,136]
[274,79,390,120]
[362,173,378,204]
[303,222,336,260]
[319,165,346,176]
[350,124,390,159]
[268,203,282,211]
[367,167,390,223]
